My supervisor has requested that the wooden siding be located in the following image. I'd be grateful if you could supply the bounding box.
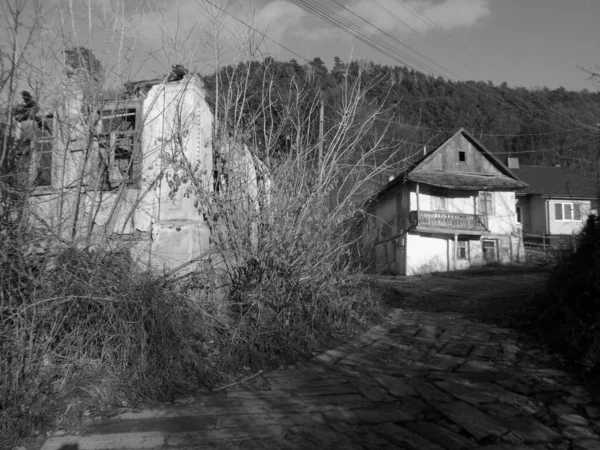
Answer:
[414,133,503,176]
[409,210,488,232]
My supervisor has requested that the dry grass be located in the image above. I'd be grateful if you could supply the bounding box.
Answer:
[1,65,399,448]
[0,230,219,446]
[1,220,384,447]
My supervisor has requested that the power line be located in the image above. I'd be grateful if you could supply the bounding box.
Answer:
[393,0,515,84]
[194,0,598,156]
[292,0,450,78]
[367,110,596,137]
[331,0,462,79]
[395,1,600,133]
[199,0,310,63]
[292,0,596,133]
[205,0,598,135]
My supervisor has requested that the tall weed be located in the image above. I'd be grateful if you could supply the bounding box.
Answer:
[0,229,217,446]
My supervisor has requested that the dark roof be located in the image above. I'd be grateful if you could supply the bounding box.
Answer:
[407,172,525,190]
[511,165,595,198]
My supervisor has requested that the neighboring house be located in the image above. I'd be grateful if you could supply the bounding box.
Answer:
[360,128,527,275]
[13,60,262,271]
[509,160,596,237]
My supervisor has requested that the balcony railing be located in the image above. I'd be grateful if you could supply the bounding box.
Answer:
[409,210,488,232]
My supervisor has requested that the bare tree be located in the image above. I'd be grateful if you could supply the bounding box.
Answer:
[1,3,419,445]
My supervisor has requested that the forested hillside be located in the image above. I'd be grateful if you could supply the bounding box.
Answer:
[203,57,600,181]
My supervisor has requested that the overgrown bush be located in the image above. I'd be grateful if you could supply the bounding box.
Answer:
[1,59,394,447]
[534,214,600,374]
[1,212,383,447]
[0,227,220,446]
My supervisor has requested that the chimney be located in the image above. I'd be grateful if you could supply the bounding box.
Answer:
[507,157,519,169]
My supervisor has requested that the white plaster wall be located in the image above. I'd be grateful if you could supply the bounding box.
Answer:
[409,185,430,211]
[28,191,62,229]
[25,76,217,271]
[405,233,449,275]
[447,192,475,214]
[450,238,475,271]
[137,76,212,227]
[486,191,519,235]
[409,185,477,215]
[403,187,524,274]
[548,199,592,235]
[136,76,213,270]
[469,234,523,265]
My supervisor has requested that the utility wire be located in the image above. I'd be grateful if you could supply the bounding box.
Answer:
[292,0,595,133]
[393,0,600,133]
[331,0,463,79]
[292,0,450,78]
[197,0,597,153]
[199,0,310,63]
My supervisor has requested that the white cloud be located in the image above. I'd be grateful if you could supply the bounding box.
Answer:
[86,0,490,72]
[125,0,264,69]
[257,0,306,24]
[256,0,351,46]
[345,0,491,35]
[252,0,491,58]
[256,1,306,42]
[422,0,492,30]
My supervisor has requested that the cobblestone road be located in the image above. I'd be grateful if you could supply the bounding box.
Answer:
[39,271,600,450]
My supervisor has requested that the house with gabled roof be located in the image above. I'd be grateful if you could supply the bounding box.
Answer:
[509,160,596,237]
[360,128,527,275]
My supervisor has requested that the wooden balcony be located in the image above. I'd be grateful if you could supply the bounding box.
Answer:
[409,210,488,235]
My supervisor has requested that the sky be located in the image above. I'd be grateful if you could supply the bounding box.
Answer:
[250,0,600,91]
[18,0,600,91]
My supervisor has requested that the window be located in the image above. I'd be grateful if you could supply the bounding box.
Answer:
[32,115,54,187]
[430,186,447,211]
[456,240,468,260]
[96,106,140,188]
[477,191,494,215]
[482,239,497,262]
[516,206,522,223]
[458,150,466,163]
[555,202,582,221]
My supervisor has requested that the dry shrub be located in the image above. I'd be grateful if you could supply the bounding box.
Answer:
[0,228,217,446]
[214,253,382,373]
[196,150,389,376]
[174,74,399,379]
[1,65,397,447]
[1,216,384,446]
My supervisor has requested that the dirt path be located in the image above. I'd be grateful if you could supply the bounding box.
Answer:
[37,270,600,450]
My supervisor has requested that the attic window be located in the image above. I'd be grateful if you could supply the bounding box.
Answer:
[458,151,466,163]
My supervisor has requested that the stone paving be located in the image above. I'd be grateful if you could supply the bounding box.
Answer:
[39,273,600,450]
